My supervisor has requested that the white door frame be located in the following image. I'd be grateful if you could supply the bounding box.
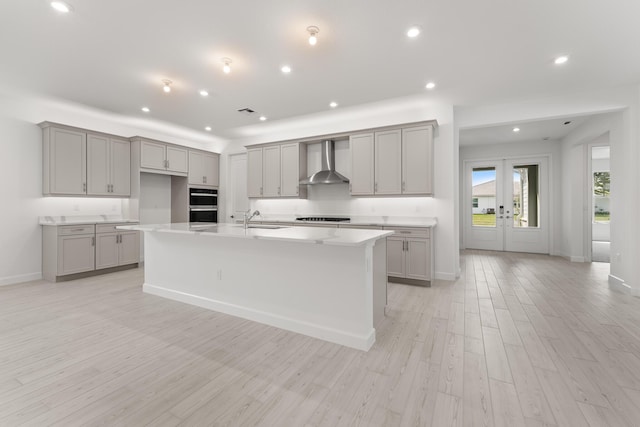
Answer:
[463,154,553,254]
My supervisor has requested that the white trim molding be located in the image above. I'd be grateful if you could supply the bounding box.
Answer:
[608,274,631,294]
[0,272,43,286]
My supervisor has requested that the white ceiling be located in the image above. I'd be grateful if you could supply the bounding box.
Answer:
[459,115,593,146]
[1,1,639,139]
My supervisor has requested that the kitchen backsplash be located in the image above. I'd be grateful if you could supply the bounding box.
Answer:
[252,184,436,217]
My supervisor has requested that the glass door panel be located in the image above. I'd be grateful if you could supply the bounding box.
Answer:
[471,167,497,227]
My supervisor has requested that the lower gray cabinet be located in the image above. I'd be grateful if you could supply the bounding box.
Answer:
[43,223,139,282]
[384,227,432,284]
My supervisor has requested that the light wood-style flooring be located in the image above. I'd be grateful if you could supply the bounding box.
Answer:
[1,251,640,426]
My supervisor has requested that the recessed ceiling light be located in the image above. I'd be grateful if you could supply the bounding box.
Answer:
[307,26,319,46]
[162,79,172,93]
[554,55,569,65]
[281,65,292,74]
[199,90,209,97]
[425,81,436,90]
[141,107,150,113]
[205,126,212,131]
[259,116,267,121]
[222,58,232,74]
[407,26,421,38]
[50,1,72,13]
[329,102,338,108]
[513,127,521,133]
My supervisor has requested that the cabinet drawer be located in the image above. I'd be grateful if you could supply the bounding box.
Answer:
[58,225,95,235]
[96,223,135,234]
[383,226,430,238]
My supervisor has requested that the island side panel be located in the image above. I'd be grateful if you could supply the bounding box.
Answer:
[142,231,376,350]
[372,238,387,328]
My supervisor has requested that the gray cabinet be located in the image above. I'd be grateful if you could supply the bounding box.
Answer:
[41,122,131,197]
[42,223,139,282]
[402,125,434,195]
[247,143,307,199]
[42,126,87,195]
[384,227,432,284]
[188,150,219,187]
[375,129,402,195]
[349,133,375,195]
[87,134,131,196]
[139,139,188,175]
[96,224,140,270]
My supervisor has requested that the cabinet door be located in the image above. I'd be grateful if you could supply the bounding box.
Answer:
[203,153,219,187]
[87,134,110,195]
[262,145,281,197]
[386,237,405,278]
[49,127,86,195]
[349,133,374,195]
[280,143,300,197]
[110,139,131,196]
[58,235,95,275]
[188,151,204,185]
[167,146,188,173]
[140,140,166,170]
[375,129,402,194]
[96,233,118,270]
[402,126,433,195]
[406,238,429,280]
[118,232,140,265]
[247,148,263,197]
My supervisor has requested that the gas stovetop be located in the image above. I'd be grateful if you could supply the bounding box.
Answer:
[295,217,351,222]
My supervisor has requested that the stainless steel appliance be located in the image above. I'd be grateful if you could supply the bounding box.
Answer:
[299,140,350,185]
[189,188,217,223]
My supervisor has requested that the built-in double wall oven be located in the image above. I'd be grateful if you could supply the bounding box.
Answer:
[189,188,218,223]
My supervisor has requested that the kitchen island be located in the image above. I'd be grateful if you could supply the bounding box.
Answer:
[118,223,393,351]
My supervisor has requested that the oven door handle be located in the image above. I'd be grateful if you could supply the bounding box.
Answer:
[190,193,217,197]
[189,207,218,212]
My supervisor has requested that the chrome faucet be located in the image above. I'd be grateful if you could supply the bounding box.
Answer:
[243,209,260,229]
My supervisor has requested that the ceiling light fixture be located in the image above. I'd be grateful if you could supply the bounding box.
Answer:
[307,26,320,46]
[259,116,267,121]
[425,81,436,90]
[141,107,150,113]
[554,55,569,65]
[281,65,292,74]
[205,126,212,131]
[329,102,338,108]
[50,1,72,13]
[513,127,521,133]
[407,26,421,38]
[199,90,209,97]
[162,79,172,93]
[222,58,232,74]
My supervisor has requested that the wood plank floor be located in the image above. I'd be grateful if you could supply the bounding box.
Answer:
[1,250,639,426]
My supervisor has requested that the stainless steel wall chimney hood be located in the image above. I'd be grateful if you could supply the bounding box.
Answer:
[299,140,349,185]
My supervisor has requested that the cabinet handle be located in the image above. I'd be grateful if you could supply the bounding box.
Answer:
[402,181,405,192]
[91,237,95,246]
[83,183,86,192]
[260,187,263,196]
[203,176,206,184]
[349,184,352,192]
[374,182,378,192]
[296,185,299,195]
[167,160,170,169]
[277,186,280,195]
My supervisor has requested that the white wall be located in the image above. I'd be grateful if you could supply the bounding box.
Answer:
[222,95,459,280]
[459,139,563,254]
[0,90,228,285]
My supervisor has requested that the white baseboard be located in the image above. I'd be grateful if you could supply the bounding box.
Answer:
[0,272,42,286]
[143,283,376,351]
[435,271,457,281]
[609,274,631,294]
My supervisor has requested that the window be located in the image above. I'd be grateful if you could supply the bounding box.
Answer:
[472,198,478,208]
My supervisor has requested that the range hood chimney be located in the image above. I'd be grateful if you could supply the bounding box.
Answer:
[299,140,349,185]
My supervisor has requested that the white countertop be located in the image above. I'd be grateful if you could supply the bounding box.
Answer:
[256,215,437,228]
[118,222,394,247]
[39,215,139,226]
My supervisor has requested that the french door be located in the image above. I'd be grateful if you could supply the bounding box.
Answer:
[464,157,549,254]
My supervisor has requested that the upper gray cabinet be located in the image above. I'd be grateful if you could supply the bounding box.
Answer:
[41,122,131,197]
[350,123,434,196]
[246,142,307,199]
[188,150,219,188]
[137,138,188,175]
